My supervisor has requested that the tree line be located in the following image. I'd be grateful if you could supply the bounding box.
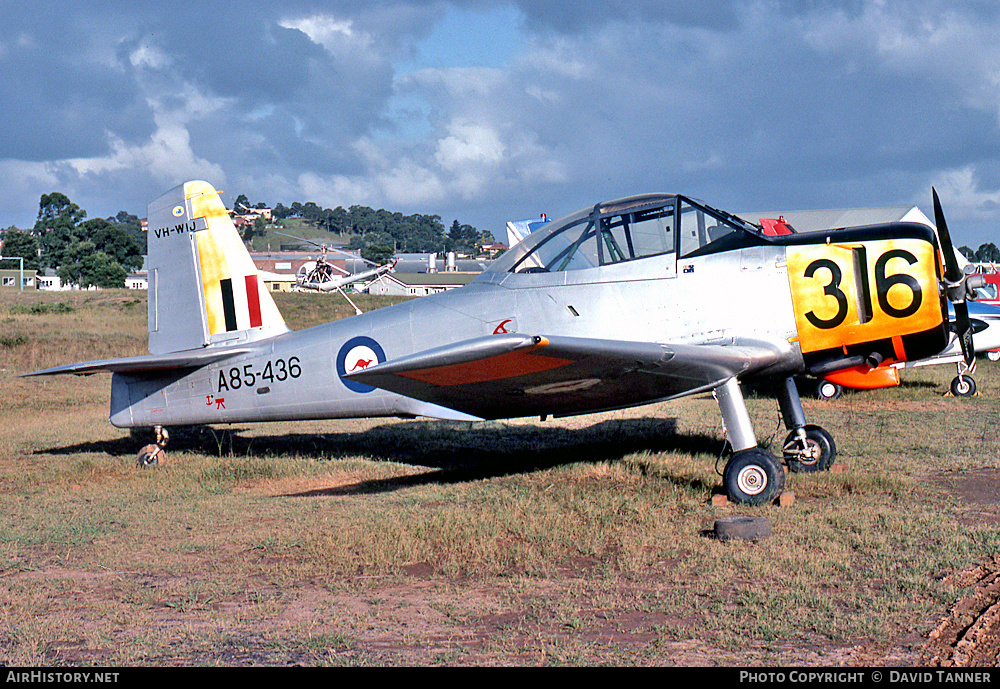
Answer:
[960,243,1000,264]
[264,199,495,262]
[1,193,144,289]
[0,190,496,288]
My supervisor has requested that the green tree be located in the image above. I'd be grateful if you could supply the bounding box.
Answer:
[80,251,128,288]
[56,242,128,289]
[253,215,267,239]
[34,192,85,230]
[34,192,86,271]
[975,243,1000,263]
[447,219,482,255]
[55,240,96,287]
[272,203,292,220]
[109,211,146,255]
[361,243,395,265]
[1,229,40,270]
[79,218,144,272]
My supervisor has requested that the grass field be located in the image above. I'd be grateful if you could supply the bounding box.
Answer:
[247,218,349,253]
[2,288,999,665]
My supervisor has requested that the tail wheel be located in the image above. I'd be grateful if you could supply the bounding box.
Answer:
[136,444,164,468]
[783,424,836,473]
[723,448,785,505]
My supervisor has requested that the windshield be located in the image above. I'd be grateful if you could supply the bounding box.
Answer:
[975,282,999,301]
[488,194,761,275]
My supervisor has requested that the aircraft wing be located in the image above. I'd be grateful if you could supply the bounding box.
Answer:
[20,347,252,377]
[345,333,786,420]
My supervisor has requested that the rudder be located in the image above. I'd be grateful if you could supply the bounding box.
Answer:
[146,181,288,354]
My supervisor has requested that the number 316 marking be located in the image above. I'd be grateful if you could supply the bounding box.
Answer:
[804,248,923,330]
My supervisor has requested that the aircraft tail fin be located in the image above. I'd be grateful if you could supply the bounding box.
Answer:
[146,181,289,355]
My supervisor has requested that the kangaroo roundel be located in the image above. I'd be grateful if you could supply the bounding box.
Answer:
[337,336,386,393]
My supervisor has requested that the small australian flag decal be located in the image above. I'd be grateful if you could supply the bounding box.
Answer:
[682,264,695,274]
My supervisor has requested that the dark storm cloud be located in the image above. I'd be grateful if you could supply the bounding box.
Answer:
[0,11,154,161]
[2,1,1000,247]
[0,1,438,163]
[395,0,1000,245]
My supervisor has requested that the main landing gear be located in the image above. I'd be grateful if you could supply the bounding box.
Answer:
[715,376,836,505]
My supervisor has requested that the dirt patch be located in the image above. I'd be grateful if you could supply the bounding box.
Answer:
[920,556,1000,666]
[934,468,1000,525]
[911,469,1000,666]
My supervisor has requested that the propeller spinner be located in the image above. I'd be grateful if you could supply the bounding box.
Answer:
[932,188,985,366]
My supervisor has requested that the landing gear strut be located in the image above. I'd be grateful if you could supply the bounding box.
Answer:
[715,378,785,505]
[136,425,169,468]
[776,377,836,473]
[714,376,838,504]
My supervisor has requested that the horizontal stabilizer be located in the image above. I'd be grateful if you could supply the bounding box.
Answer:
[21,347,252,378]
[346,333,783,420]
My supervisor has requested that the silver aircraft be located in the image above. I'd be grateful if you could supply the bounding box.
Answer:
[25,181,983,505]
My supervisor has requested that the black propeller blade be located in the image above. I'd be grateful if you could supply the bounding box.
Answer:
[933,188,976,366]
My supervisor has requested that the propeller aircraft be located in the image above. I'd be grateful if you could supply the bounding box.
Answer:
[809,300,1000,399]
[24,181,984,505]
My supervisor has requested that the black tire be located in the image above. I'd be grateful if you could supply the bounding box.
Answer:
[951,375,976,397]
[723,448,785,505]
[783,424,837,473]
[816,379,843,400]
[714,516,772,541]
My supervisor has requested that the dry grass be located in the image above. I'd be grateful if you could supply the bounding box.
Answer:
[2,287,1000,666]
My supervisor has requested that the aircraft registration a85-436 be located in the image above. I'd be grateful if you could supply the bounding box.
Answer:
[25,181,984,505]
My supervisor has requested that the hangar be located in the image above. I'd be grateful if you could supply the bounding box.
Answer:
[737,205,935,233]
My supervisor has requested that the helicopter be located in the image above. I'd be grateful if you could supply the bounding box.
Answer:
[271,231,395,292]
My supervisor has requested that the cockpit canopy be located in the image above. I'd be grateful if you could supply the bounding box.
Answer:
[488,194,765,275]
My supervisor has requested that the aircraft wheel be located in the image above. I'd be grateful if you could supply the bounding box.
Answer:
[723,448,785,506]
[951,375,977,397]
[989,351,1000,362]
[136,444,164,468]
[816,380,843,400]
[783,424,837,473]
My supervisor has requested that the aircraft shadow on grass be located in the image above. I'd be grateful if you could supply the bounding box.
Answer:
[39,417,726,495]
[896,379,942,391]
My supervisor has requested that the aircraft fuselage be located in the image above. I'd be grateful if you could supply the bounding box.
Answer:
[110,243,799,427]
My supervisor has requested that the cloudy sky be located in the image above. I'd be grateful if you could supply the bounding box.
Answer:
[3,0,1000,247]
